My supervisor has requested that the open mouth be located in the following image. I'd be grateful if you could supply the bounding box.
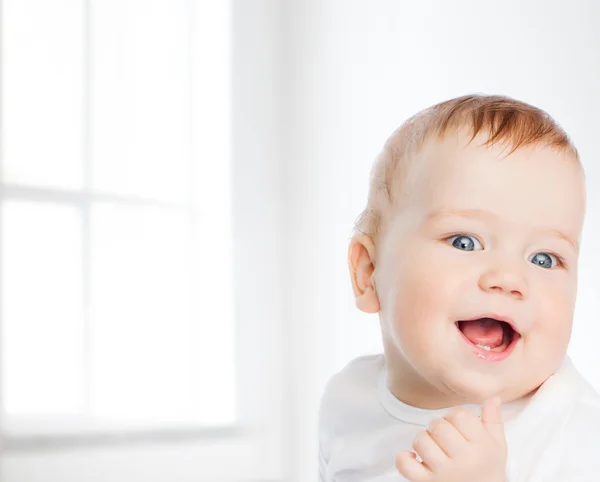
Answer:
[456,316,521,361]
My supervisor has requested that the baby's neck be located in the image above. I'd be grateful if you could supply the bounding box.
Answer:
[382,345,462,409]
[385,365,465,409]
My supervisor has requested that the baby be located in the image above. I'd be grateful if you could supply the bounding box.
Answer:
[318,95,600,481]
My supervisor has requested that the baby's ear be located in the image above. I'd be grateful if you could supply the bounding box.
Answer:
[348,234,380,314]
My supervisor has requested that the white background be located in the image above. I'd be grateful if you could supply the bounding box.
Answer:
[1,1,599,482]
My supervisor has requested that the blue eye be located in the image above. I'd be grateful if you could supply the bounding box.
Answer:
[529,252,559,269]
[448,235,483,251]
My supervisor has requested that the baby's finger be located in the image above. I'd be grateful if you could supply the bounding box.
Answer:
[427,416,466,458]
[481,396,506,442]
[444,406,485,442]
[395,451,431,481]
[412,429,449,473]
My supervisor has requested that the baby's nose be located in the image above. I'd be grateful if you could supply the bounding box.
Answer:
[478,264,528,300]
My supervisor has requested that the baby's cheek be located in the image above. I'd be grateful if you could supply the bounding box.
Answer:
[383,248,460,335]
[534,285,574,351]
[390,270,451,346]
[544,277,576,319]
[394,268,441,317]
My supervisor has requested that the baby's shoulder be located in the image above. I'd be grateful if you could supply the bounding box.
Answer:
[319,354,385,432]
[561,385,600,445]
[322,354,384,395]
[549,364,600,474]
[555,390,600,479]
[561,360,600,432]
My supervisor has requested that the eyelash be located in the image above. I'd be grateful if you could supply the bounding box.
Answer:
[442,232,482,245]
[441,233,569,270]
[549,253,569,270]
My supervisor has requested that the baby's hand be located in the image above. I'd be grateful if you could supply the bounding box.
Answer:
[395,397,507,482]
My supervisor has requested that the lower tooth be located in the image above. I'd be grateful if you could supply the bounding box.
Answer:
[476,343,491,351]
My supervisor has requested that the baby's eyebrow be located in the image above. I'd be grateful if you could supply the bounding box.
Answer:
[426,208,579,252]
[537,228,579,252]
[426,208,496,223]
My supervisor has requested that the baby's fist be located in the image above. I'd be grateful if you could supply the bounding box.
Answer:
[395,397,507,482]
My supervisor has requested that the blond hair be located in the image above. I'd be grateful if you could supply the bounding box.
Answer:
[354,94,579,242]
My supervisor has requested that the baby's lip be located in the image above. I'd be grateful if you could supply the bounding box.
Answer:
[458,313,521,336]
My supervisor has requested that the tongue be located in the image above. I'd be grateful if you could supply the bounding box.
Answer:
[460,318,504,348]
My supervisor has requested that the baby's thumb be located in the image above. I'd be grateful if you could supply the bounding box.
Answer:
[481,396,505,441]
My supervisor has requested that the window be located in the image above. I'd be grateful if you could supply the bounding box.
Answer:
[0,1,279,480]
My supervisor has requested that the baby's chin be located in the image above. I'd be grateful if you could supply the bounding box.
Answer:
[435,367,539,406]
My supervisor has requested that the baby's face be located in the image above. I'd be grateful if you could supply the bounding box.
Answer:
[376,132,585,407]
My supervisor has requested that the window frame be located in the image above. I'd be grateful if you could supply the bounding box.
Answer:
[0,0,286,480]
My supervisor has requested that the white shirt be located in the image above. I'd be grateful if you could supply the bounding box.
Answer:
[318,354,600,481]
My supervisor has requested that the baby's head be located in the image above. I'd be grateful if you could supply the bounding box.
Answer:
[349,95,586,408]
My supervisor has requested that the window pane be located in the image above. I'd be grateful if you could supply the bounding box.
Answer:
[1,201,84,414]
[189,215,235,426]
[188,0,236,425]
[90,204,194,421]
[2,0,84,189]
[91,0,191,203]
[191,0,231,210]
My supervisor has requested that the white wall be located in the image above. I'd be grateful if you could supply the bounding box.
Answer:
[282,1,600,481]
